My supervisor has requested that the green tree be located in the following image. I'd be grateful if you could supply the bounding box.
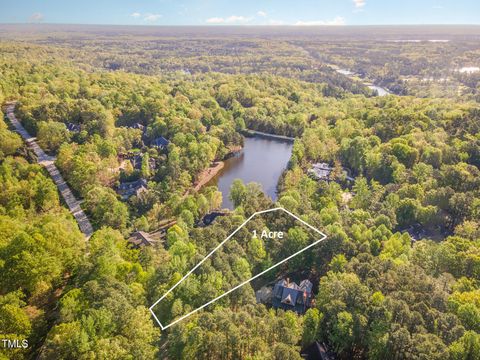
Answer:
[330,254,348,273]
[331,311,354,353]
[396,198,420,227]
[302,308,322,347]
[84,186,129,230]
[391,141,419,168]
[0,119,22,159]
[230,179,247,208]
[37,121,71,152]
[457,303,480,332]
[448,331,480,360]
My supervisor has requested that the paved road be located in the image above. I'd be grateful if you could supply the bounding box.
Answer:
[5,103,93,239]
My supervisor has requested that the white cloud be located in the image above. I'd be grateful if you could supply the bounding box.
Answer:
[206,15,252,24]
[257,11,267,17]
[129,12,162,22]
[29,13,44,22]
[353,0,366,8]
[295,16,346,26]
[143,13,162,22]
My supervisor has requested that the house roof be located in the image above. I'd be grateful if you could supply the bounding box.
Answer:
[272,278,313,313]
[131,123,145,130]
[309,163,333,179]
[118,178,147,191]
[128,231,156,247]
[255,286,272,304]
[152,136,169,147]
[299,279,313,294]
[313,162,332,170]
[66,123,80,132]
[302,341,333,360]
[309,162,355,182]
[281,288,299,306]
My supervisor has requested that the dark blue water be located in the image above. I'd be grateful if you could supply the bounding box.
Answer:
[209,137,293,209]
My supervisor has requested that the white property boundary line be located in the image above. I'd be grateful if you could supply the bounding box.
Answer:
[149,207,327,330]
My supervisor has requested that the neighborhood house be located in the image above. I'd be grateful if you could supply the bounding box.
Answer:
[308,162,355,182]
[128,231,160,248]
[151,136,170,149]
[117,178,148,199]
[256,278,314,314]
[272,278,313,314]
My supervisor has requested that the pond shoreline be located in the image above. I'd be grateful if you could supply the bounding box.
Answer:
[193,161,225,192]
[242,129,295,142]
[194,131,294,195]
[207,136,294,209]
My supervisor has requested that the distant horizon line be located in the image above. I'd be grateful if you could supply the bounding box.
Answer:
[1,23,480,27]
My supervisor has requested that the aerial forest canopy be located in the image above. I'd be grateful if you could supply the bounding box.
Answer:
[0,26,479,360]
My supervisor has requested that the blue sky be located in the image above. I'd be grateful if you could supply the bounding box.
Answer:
[2,0,480,25]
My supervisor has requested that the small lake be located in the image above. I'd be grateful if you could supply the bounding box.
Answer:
[208,136,293,209]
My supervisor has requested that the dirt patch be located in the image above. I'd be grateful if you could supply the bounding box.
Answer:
[194,161,224,192]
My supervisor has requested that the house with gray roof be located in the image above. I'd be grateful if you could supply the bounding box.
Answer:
[272,278,313,314]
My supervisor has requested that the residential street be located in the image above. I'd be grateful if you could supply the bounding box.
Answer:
[6,103,94,238]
